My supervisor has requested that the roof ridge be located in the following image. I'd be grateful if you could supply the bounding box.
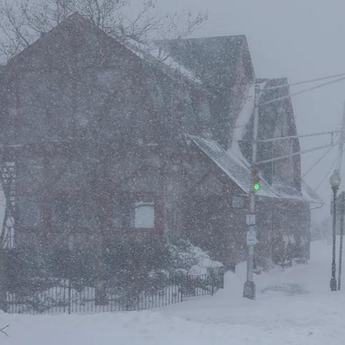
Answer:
[7,11,92,66]
[157,34,247,42]
[5,12,205,89]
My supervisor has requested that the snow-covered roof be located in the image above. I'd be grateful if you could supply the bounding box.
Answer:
[301,180,324,205]
[272,184,305,201]
[231,81,268,148]
[123,38,202,85]
[190,135,278,198]
[233,84,255,143]
[191,135,323,204]
[271,183,322,205]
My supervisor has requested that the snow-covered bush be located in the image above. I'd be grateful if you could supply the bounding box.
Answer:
[168,239,223,275]
[4,237,224,304]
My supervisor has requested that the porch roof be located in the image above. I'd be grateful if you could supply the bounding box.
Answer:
[190,135,323,204]
[190,135,278,198]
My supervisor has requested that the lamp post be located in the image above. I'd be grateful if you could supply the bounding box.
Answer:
[330,170,341,291]
[338,192,345,290]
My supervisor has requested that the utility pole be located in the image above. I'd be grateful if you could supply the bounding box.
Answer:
[243,83,260,300]
[336,102,345,176]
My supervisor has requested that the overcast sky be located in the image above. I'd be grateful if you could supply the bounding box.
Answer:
[150,0,345,222]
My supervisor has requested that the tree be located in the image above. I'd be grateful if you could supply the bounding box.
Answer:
[0,0,208,61]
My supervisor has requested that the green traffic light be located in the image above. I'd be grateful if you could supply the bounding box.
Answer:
[253,183,260,191]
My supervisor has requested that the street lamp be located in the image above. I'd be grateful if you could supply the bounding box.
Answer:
[330,169,341,291]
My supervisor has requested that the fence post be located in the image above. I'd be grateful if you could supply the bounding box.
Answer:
[0,250,7,313]
[220,267,225,289]
[68,278,71,315]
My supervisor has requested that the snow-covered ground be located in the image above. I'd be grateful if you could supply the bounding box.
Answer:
[2,240,345,344]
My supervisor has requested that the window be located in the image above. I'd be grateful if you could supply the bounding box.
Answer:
[113,197,155,229]
[134,201,155,228]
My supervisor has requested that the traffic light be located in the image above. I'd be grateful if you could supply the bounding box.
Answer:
[252,166,260,192]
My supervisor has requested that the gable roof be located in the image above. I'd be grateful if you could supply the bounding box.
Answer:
[123,38,203,85]
[7,12,87,67]
[155,35,255,90]
[6,12,204,90]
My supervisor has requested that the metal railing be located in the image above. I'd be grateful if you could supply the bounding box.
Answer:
[3,270,224,315]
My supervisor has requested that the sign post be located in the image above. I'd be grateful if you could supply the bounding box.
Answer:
[246,214,256,226]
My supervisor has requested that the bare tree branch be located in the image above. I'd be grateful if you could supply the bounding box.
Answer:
[0,325,9,337]
[0,0,208,62]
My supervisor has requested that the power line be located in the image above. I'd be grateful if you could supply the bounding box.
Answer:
[261,76,345,106]
[243,75,345,105]
[258,130,341,143]
[315,157,338,191]
[302,146,335,178]
[263,73,345,91]
[256,139,345,165]
[234,72,345,88]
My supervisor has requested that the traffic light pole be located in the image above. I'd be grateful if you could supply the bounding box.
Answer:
[243,83,260,300]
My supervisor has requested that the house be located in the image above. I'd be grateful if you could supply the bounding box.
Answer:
[157,38,321,266]
[0,13,321,270]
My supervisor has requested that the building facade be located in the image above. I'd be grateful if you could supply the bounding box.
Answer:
[0,13,320,269]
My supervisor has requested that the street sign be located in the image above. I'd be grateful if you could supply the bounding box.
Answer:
[246,229,257,246]
[246,214,256,226]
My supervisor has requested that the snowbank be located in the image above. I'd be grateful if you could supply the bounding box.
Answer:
[2,241,345,344]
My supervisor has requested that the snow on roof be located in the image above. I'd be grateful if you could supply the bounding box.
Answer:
[273,182,323,205]
[191,135,323,204]
[231,81,267,155]
[301,180,324,205]
[272,184,305,201]
[123,38,202,85]
[190,135,278,198]
[233,84,255,143]
[229,83,256,168]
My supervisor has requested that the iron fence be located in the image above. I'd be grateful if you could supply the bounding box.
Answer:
[3,270,224,315]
